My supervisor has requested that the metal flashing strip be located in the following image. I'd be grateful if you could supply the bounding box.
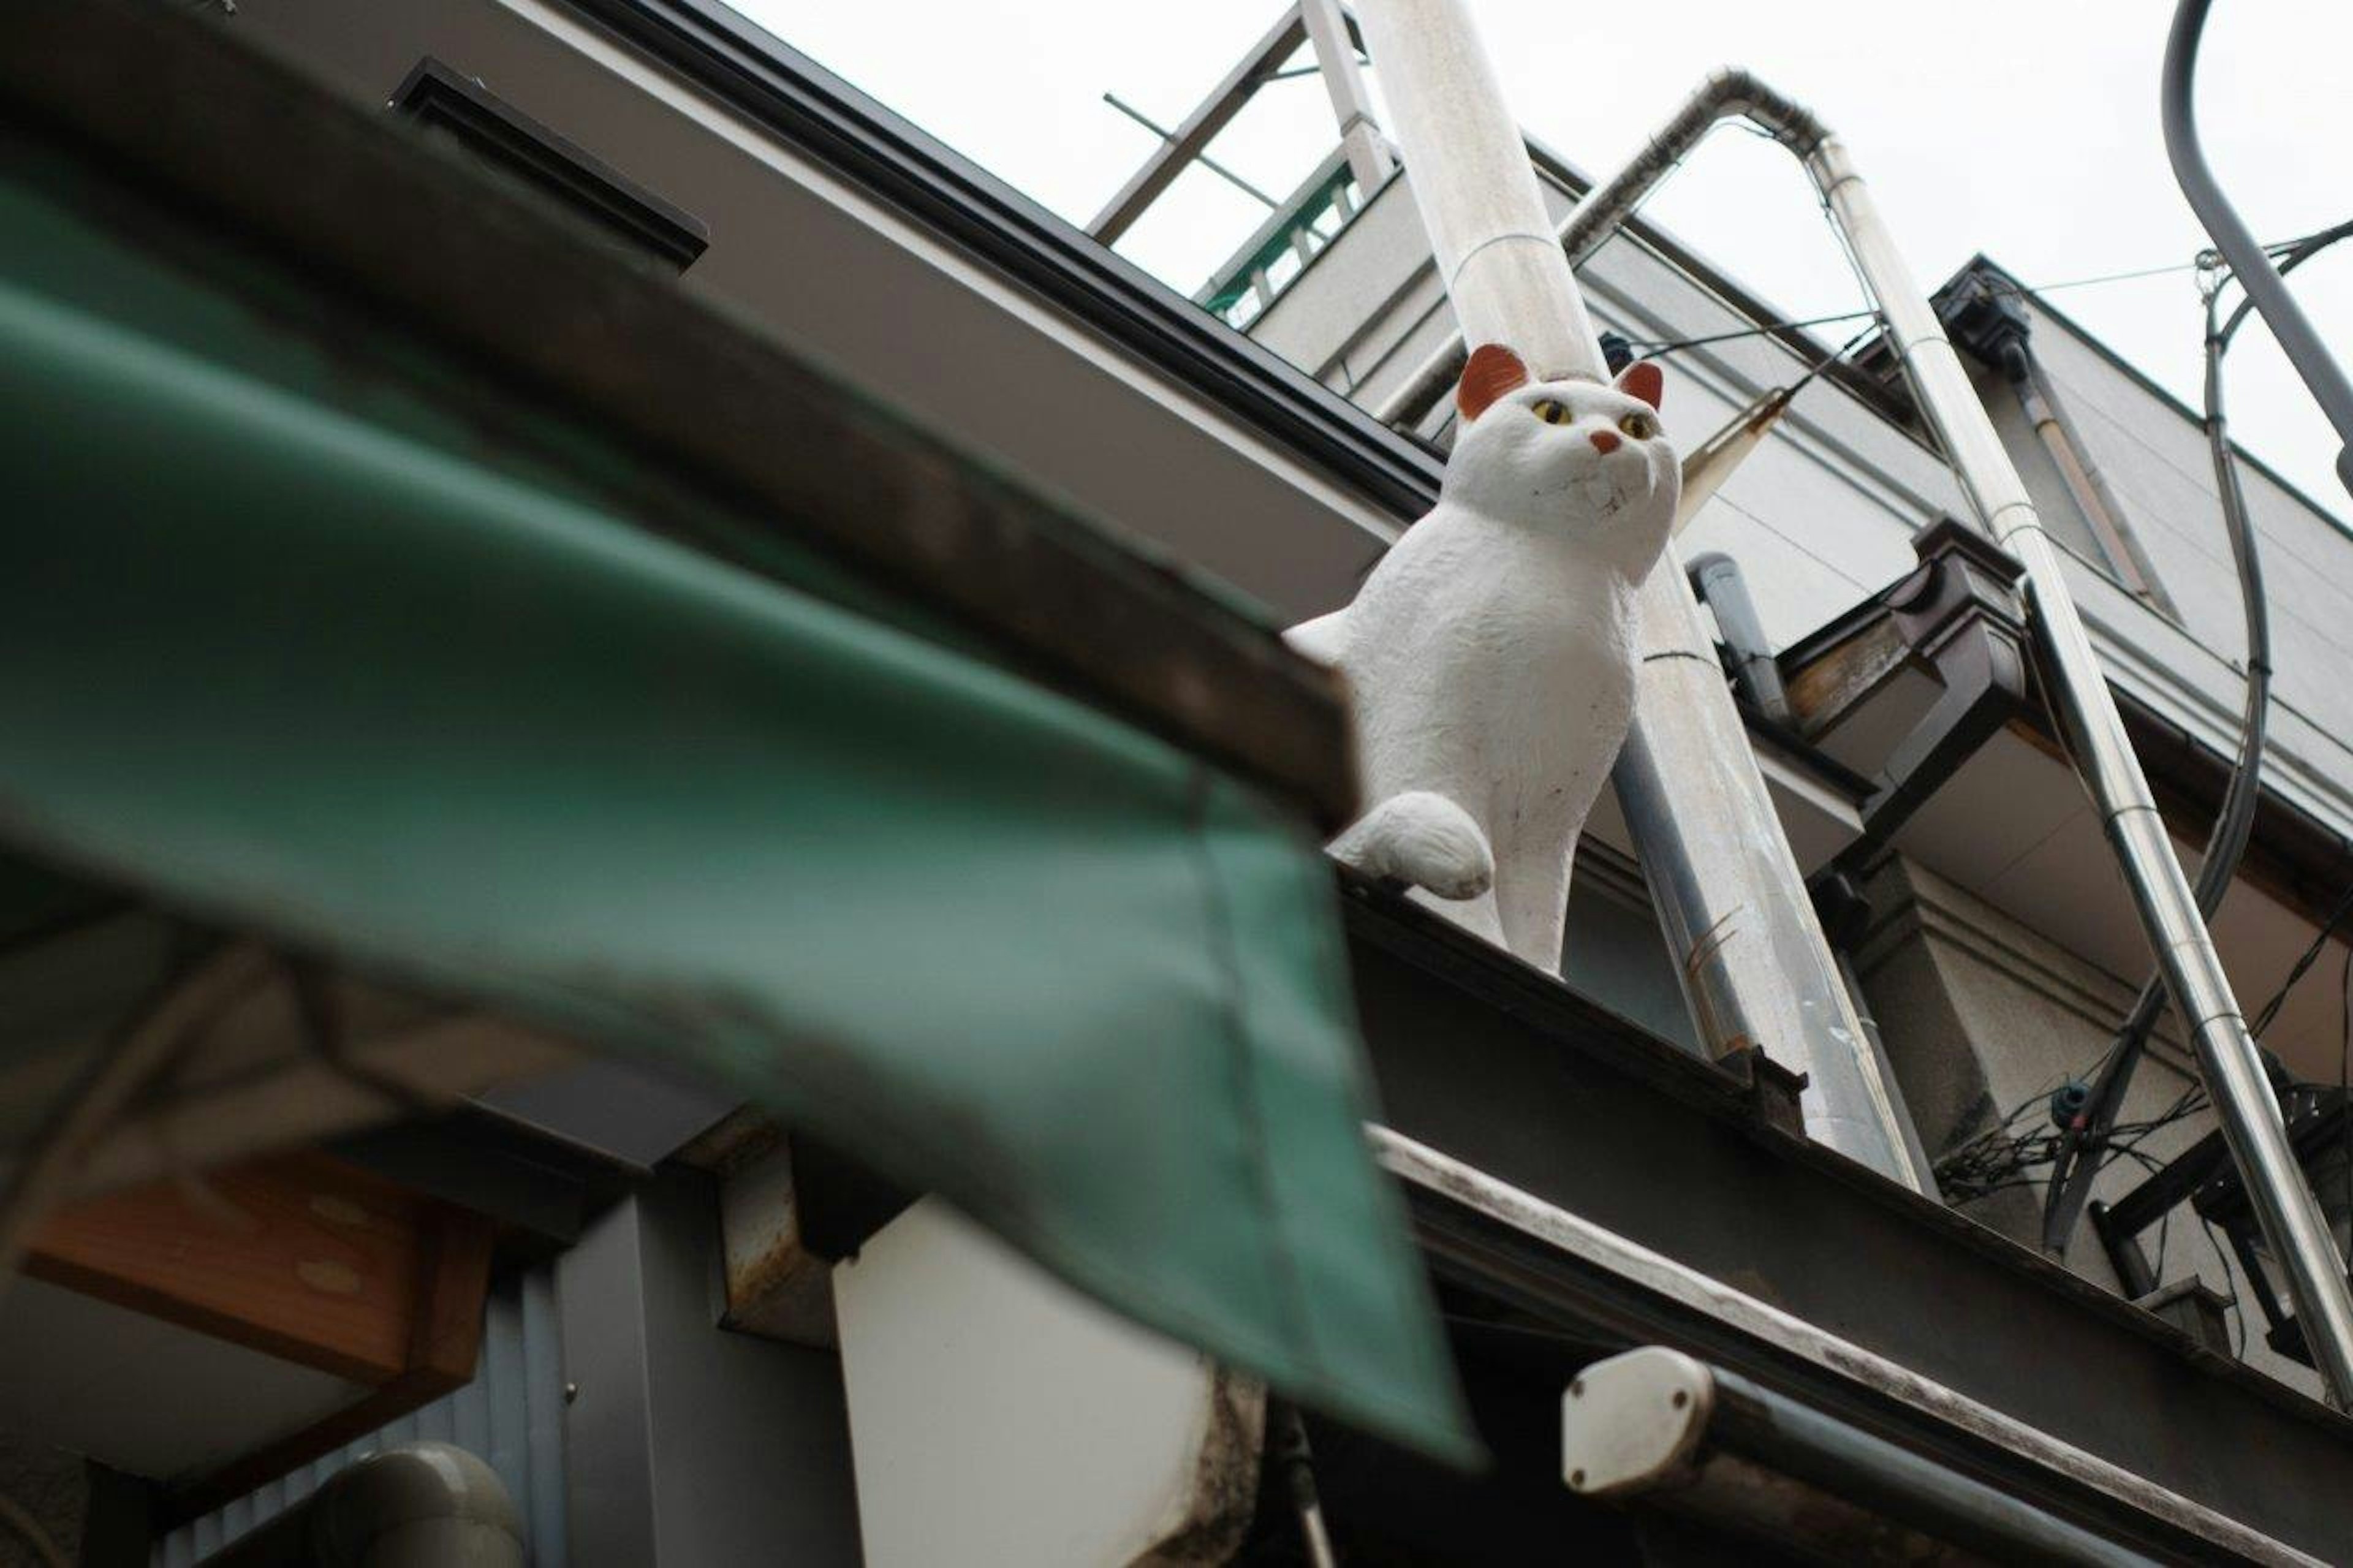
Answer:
[569,0,1447,523]
[1372,1126,2320,1567]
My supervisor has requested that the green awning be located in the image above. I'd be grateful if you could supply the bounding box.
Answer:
[0,187,1472,1461]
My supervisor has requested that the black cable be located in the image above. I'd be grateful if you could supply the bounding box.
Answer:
[2200,1212,2250,1360]
[1950,871,2353,1264]
[2249,877,2353,1039]
[2038,221,2353,1257]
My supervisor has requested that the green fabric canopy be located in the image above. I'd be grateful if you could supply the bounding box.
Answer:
[0,176,1472,1463]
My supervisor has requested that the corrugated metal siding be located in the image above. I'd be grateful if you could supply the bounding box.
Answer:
[156,1267,566,1567]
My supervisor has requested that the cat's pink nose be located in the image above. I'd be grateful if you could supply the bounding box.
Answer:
[1589,429,1622,455]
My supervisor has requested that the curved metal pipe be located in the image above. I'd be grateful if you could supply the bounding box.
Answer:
[1450,61,2353,1401]
[2164,0,2353,499]
[1373,69,1827,426]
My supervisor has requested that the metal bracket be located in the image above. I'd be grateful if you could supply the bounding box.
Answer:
[1847,517,2029,859]
[1716,1045,1809,1140]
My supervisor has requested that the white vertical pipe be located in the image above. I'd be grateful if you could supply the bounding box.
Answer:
[1349,0,1920,1187]
[1350,0,1603,384]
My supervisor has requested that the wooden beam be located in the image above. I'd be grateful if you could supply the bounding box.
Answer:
[25,1151,491,1386]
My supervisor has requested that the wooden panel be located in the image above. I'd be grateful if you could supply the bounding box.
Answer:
[27,1151,457,1385]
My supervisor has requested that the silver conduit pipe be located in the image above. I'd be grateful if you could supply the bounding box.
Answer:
[1373,70,1824,428]
[1537,67,2353,1403]
[1350,6,1919,1186]
[2039,264,2282,1258]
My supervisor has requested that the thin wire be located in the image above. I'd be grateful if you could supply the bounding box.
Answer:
[1620,306,1880,356]
[2249,877,2353,1039]
[2028,259,2210,295]
[1624,226,2349,360]
[2118,1139,2253,1359]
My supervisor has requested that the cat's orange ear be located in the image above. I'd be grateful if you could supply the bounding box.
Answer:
[1457,344,1530,423]
[1615,359,1664,412]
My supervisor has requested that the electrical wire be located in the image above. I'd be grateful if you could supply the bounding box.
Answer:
[2202,1211,2251,1360]
[2034,219,2353,1257]
[2249,877,2353,1039]
[1621,227,2349,362]
[1619,306,1879,357]
[1945,868,2353,1232]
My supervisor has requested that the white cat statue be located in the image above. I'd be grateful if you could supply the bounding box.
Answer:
[1288,344,1678,972]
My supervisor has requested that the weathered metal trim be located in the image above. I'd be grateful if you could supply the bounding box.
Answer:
[567,0,1449,525]
[1375,1127,2321,1567]
[716,1135,838,1348]
[1841,518,2032,857]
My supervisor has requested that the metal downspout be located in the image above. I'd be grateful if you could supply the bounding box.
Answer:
[1350,5,1919,1187]
[1689,551,1790,723]
[1532,67,2353,1403]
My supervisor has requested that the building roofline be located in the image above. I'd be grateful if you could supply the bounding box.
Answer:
[1955,253,2353,540]
[569,0,1450,522]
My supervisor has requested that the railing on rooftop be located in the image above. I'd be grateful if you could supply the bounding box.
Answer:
[1090,1,1392,335]
[1196,146,1379,330]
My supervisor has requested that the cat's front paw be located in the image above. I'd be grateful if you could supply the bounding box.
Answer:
[1332,790,1494,901]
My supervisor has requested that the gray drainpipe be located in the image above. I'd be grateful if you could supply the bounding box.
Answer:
[1688,552,1789,724]
[1684,551,1936,1194]
[1936,271,2173,618]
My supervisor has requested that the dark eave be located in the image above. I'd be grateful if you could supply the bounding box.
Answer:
[4,0,1358,830]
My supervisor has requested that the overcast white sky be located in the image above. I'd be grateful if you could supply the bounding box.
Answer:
[744,1,2353,523]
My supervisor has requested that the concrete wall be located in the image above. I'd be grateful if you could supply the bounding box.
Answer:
[1855,854,2319,1398]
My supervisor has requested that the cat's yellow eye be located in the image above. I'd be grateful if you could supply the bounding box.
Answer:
[1618,411,1659,440]
[1531,399,1569,425]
